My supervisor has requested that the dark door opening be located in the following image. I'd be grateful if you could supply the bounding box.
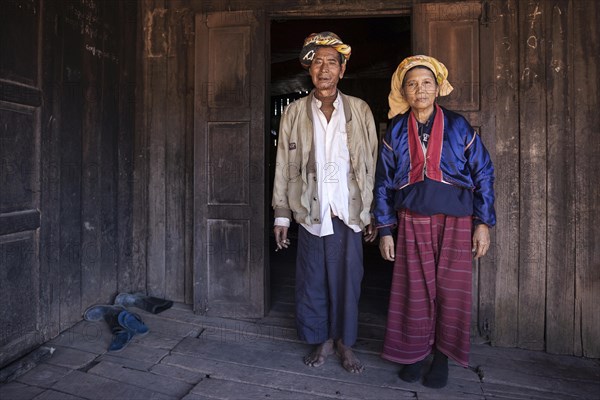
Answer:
[267,17,411,336]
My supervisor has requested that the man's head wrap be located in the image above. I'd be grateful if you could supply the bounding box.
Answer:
[388,55,454,118]
[299,31,351,69]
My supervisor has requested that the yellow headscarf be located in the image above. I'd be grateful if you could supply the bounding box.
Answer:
[388,55,454,118]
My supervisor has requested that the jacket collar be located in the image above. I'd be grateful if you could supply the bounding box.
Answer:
[305,89,352,124]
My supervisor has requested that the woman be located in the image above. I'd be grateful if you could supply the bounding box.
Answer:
[373,55,495,388]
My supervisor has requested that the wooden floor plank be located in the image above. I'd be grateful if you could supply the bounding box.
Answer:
[43,346,98,370]
[480,381,581,400]
[0,381,45,400]
[50,369,177,400]
[15,363,72,389]
[32,389,87,400]
[150,363,205,385]
[87,361,193,397]
[191,377,337,400]
[162,353,415,400]
[5,304,600,400]
[168,335,483,397]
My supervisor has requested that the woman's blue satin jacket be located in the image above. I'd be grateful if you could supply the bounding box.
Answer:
[373,106,496,228]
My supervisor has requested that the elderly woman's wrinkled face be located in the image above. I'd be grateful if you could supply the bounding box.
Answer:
[401,67,440,112]
[309,47,346,92]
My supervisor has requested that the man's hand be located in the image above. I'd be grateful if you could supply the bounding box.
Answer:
[379,235,395,261]
[472,224,490,259]
[363,225,378,242]
[274,225,290,251]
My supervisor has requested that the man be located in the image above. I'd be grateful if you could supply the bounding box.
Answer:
[271,32,378,373]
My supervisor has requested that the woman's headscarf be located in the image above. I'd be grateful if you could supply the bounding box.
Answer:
[299,31,351,69]
[388,55,454,118]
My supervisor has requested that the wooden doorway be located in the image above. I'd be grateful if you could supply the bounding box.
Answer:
[194,3,486,327]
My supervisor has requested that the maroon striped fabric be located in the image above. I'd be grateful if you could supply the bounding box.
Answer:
[381,209,473,367]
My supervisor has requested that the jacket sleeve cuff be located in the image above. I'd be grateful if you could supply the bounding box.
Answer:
[378,226,393,237]
[274,207,292,220]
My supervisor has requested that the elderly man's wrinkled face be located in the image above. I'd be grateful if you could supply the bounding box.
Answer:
[402,67,440,112]
[309,47,346,92]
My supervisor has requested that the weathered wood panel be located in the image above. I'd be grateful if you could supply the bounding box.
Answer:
[573,0,600,358]
[194,10,266,317]
[165,2,193,302]
[116,0,138,292]
[39,0,63,355]
[139,0,194,302]
[545,0,575,355]
[475,0,500,344]
[0,0,45,368]
[79,0,121,308]
[517,0,547,351]
[58,2,84,326]
[413,2,481,112]
[146,1,169,298]
[488,0,526,349]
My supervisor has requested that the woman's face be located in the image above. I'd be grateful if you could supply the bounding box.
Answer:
[401,67,439,112]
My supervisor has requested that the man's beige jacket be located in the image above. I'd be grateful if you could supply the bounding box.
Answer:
[272,90,378,230]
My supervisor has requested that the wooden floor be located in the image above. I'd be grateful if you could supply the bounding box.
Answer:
[1,302,599,400]
[1,242,599,399]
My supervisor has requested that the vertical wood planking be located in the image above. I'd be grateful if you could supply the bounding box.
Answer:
[490,0,520,348]
[518,0,547,351]
[57,0,84,325]
[573,0,600,358]
[194,11,209,313]
[545,0,575,355]
[73,0,124,308]
[476,0,498,343]
[146,0,168,297]
[133,0,151,293]
[80,4,104,308]
[164,2,189,302]
[184,6,195,305]
[116,0,137,292]
[98,0,120,304]
[40,0,61,341]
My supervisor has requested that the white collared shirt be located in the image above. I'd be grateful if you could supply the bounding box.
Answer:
[301,94,360,236]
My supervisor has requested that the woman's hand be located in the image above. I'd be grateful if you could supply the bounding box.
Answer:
[379,235,395,261]
[472,224,490,259]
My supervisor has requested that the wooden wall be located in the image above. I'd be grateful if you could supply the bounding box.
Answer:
[50,0,138,323]
[486,0,599,358]
[0,0,137,367]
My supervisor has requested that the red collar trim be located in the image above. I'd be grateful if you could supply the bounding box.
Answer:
[408,104,444,184]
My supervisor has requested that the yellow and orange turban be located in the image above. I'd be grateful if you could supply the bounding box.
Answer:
[388,55,454,118]
[299,32,351,69]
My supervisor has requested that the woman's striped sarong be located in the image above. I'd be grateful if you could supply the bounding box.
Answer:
[381,209,473,367]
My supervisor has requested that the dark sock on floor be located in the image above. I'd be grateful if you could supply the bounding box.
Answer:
[399,359,424,383]
[423,349,449,389]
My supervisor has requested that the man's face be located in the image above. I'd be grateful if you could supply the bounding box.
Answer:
[309,47,346,92]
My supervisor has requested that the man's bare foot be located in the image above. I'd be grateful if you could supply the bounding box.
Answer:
[303,339,335,367]
[336,340,364,373]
